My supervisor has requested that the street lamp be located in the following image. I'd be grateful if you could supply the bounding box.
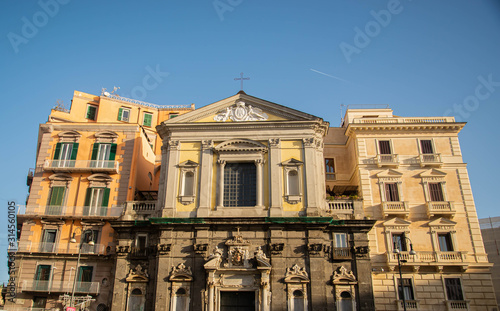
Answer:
[69,228,94,309]
[393,237,416,311]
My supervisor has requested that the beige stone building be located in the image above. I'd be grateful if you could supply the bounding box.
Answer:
[326,108,497,310]
[479,217,500,308]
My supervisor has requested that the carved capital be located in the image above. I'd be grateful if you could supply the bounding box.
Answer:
[302,137,315,147]
[270,243,284,256]
[194,243,208,255]
[217,159,226,166]
[269,138,280,147]
[202,140,214,149]
[168,140,180,150]
[157,243,172,255]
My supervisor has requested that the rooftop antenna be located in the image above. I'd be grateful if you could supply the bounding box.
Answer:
[111,86,120,95]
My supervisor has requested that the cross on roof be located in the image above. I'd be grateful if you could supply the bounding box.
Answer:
[234,72,250,91]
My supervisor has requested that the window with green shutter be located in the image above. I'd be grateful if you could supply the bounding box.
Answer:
[84,187,110,216]
[49,187,65,206]
[143,113,152,127]
[118,107,131,122]
[86,105,97,120]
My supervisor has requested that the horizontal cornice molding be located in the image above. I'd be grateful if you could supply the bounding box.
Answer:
[345,123,466,136]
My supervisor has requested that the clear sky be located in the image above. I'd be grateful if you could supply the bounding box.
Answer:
[1,0,499,282]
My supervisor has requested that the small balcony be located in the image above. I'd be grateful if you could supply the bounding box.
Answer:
[382,201,409,218]
[19,205,124,218]
[397,300,420,310]
[325,199,363,220]
[446,300,470,310]
[332,247,352,260]
[42,159,119,173]
[17,241,107,255]
[426,201,455,218]
[418,153,442,167]
[122,201,157,220]
[21,280,100,294]
[376,154,399,167]
[130,247,150,258]
[387,251,468,268]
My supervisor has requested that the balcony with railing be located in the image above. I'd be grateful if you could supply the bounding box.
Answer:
[376,154,399,167]
[325,198,364,220]
[42,159,119,173]
[332,247,352,260]
[17,241,107,255]
[382,201,409,218]
[446,300,470,310]
[122,201,157,220]
[19,205,124,218]
[387,251,468,267]
[418,153,442,167]
[352,116,455,124]
[426,201,455,218]
[397,300,420,310]
[21,280,100,294]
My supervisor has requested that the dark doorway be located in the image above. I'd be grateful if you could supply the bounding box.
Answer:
[220,291,255,311]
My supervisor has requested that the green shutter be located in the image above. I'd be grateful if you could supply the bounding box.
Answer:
[102,188,110,207]
[91,143,99,160]
[70,143,79,160]
[143,113,152,127]
[84,188,92,207]
[118,108,123,121]
[49,187,65,206]
[109,144,117,160]
[53,143,61,160]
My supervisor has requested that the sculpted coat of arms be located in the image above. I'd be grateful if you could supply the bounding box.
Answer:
[214,101,268,122]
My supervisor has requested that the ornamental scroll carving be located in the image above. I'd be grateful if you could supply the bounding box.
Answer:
[214,102,268,122]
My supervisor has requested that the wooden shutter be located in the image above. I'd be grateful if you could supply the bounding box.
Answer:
[429,183,444,201]
[385,183,399,201]
[378,141,391,154]
[70,143,79,160]
[109,144,117,160]
[102,188,110,207]
[143,113,152,127]
[84,188,92,207]
[118,107,123,121]
[53,143,62,160]
[420,140,433,154]
[49,187,65,206]
[91,143,99,160]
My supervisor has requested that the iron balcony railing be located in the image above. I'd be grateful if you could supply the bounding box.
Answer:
[42,159,119,173]
[17,241,106,255]
[21,280,99,294]
[19,205,124,217]
[332,247,351,260]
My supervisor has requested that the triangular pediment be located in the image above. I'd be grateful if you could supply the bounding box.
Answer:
[281,158,304,166]
[178,160,199,168]
[383,217,411,227]
[428,217,457,227]
[376,169,403,178]
[163,92,323,124]
[419,169,447,178]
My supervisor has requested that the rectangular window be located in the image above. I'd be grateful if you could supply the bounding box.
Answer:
[86,105,97,120]
[90,143,117,168]
[438,233,454,251]
[84,188,110,216]
[398,278,415,300]
[118,107,131,122]
[429,183,444,201]
[53,142,78,167]
[81,229,99,253]
[335,233,348,248]
[41,229,57,252]
[48,187,65,207]
[34,265,51,291]
[445,278,464,301]
[76,266,94,292]
[223,163,256,207]
[420,140,434,154]
[378,140,392,154]
[143,112,153,127]
[385,183,400,201]
[393,233,407,251]
[325,158,336,180]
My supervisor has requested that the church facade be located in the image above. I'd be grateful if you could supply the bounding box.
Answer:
[8,89,497,310]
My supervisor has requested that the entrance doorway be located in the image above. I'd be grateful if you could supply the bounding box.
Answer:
[220,291,255,311]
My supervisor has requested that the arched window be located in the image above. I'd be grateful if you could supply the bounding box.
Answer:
[339,291,353,311]
[292,289,305,311]
[131,288,142,295]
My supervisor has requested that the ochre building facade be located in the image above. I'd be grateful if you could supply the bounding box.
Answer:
[7,90,496,311]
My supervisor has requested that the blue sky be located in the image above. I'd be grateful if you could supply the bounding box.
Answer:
[1,0,499,282]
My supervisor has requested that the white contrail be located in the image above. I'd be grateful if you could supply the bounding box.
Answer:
[310,69,349,82]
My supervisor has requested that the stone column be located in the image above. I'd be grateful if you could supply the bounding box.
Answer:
[255,159,264,208]
[353,231,375,311]
[198,140,214,217]
[307,229,327,310]
[216,160,226,209]
[269,227,286,310]
[111,246,130,311]
[268,138,282,216]
[303,138,319,216]
[154,230,173,311]
[163,140,180,217]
